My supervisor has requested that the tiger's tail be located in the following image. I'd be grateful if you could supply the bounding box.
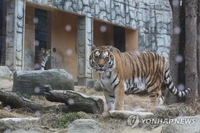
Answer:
[164,68,191,97]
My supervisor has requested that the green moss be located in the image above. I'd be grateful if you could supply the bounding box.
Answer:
[51,112,90,128]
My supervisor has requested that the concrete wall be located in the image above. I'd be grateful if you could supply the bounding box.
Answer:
[51,9,78,81]
[4,0,172,84]
[24,6,35,70]
[125,29,138,52]
[27,0,172,57]
[94,20,138,51]
[94,20,114,47]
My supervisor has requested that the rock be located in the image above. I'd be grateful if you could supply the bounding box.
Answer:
[86,79,96,88]
[109,110,154,119]
[161,115,200,133]
[0,118,39,132]
[9,128,44,133]
[93,80,103,91]
[0,78,13,91]
[0,66,13,79]
[13,69,74,95]
[68,119,100,133]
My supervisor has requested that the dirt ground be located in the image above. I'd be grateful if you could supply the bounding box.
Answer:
[0,78,199,133]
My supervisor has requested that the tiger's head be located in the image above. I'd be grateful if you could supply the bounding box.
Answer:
[89,46,115,73]
[39,48,51,59]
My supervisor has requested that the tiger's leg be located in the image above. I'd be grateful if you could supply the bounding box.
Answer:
[103,83,125,111]
[114,82,125,110]
[158,90,165,106]
[158,83,166,106]
[147,81,162,112]
[103,89,115,111]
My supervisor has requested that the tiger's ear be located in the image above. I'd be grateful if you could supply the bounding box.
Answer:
[91,45,96,51]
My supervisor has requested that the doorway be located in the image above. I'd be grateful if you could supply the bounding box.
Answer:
[114,26,125,52]
[0,0,6,65]
[34,8,51,70]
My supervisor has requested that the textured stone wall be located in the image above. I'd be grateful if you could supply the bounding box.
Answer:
[6,0,25,71]
[77,16,93,85]
[27,0,172,57]
[136,0,172,57]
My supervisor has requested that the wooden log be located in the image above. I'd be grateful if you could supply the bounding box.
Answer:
[0,90,104,114]
[44,89,104,114]
[0,91,44,111]
[185,0,198,103]
[165,0,179,104]
[197,1,200,97]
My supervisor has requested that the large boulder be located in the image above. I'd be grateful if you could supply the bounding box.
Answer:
[13,69,74,95]
[0,66,13,79]
[68,119,100,133]
[0,78,13,91]
[161,115,200,133]
[0,118,39,132]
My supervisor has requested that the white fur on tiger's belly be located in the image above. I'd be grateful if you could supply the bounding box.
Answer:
[124,79,146,94]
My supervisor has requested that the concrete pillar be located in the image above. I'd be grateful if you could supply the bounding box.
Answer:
[6,0,25,71]
[77,16,93,86]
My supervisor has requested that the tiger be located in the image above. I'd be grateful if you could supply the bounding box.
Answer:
[89,46,191,112]
[39,48,51,70]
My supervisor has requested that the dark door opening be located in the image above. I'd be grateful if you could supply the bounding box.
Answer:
[35,8,51,70]
[0,0,6,66]
[114,26,125,52]
[0,0,3,65]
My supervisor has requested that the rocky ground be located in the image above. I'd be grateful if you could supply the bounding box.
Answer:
[1,77,200,133]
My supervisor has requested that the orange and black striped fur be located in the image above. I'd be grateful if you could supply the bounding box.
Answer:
[89,46,191,112]
[39,48,51,70]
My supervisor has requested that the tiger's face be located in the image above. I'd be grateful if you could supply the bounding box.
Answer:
[89,46,115,73]
[39,48,51,59]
